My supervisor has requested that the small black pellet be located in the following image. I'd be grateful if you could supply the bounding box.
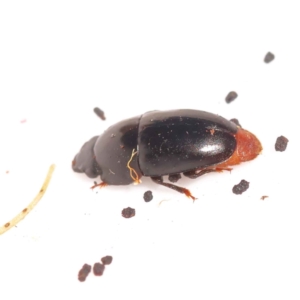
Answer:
[232,180,249,195]
[93,263,105,276]
[275,136,289,152]
[93,107,106,120]
[264,52,275,63]
[101,256,113,265]
[122,207,135,218]
[143,191,153,202]
[78,264,92,282]
[225,91,238,104]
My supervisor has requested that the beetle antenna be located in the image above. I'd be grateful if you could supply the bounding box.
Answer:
[127,149,141,185]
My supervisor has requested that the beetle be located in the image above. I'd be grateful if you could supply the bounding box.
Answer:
[72,109,262,199]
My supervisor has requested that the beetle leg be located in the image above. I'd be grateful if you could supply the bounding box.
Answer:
[91,182,108,189]
[183,168,232,179]
[151,176,197,200]
[183,169,216,179]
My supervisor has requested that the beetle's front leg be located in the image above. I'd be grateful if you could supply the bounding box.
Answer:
[151,176,197,201]
[90,182,108,189]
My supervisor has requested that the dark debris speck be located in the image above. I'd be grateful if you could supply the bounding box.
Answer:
[93,107,106,120]
[93,263,105,276]
[264,52,275,63]
[225,91,238,104]
[101,256,113,265]
[143,191,153,202]
[122,207,135,218]
[232,180,249,195]
[78,264,92,282]
[275,136,289,152]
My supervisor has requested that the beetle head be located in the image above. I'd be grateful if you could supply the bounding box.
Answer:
[72,136,102,178]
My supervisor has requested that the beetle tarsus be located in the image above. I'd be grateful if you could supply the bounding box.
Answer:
[91,182,108,189]
[151,176,197,201]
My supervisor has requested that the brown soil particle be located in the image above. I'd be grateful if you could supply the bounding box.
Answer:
[93,107,106,120]
[264,52,275,63]
[93,263,105,276]
[232,180,249,195]
[225,91,238,104]
[122,207,135,218]
[78,264,92,282]
[275,136,289,152]
[143,190,153,202]
[101,256,113,265]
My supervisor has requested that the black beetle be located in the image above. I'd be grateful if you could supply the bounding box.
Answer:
[72,109,262,199]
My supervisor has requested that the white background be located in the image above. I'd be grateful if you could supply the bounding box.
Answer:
[0,1,299,299]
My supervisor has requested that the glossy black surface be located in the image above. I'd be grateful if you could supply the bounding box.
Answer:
[93,115,142,185]
[138,109,237,176]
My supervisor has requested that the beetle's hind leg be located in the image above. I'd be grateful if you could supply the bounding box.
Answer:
[183,167,232,179]
[151,176,197,200]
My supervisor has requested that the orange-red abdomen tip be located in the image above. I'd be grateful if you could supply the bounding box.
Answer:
[216,128,262,168]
